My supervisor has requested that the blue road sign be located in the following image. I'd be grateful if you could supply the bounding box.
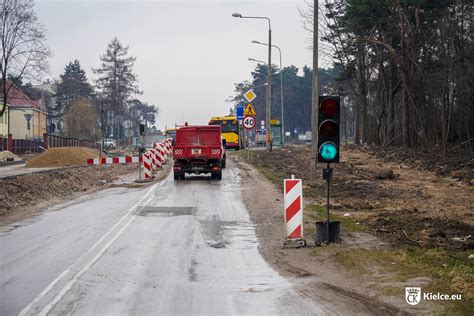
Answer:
[236,106,244,120]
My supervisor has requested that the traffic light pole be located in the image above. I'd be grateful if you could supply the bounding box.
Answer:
[322,163,333,244]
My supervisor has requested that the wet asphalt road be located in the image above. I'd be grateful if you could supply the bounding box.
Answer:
[0,165,326,315]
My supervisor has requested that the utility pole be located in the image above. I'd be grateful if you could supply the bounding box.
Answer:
[310,0,319,176]
[265,26,272,152]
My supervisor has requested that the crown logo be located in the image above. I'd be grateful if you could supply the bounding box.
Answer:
[405,287,421,305]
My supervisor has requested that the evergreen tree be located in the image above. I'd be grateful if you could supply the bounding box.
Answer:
[128,99,160,136]
[93,38,141,139]
[55,60,93,111]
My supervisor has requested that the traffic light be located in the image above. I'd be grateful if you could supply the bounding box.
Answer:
[318,96,340,163]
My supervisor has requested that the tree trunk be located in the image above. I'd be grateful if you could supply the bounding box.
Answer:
[401,86,410,147]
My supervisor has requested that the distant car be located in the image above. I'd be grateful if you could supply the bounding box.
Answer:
[103,139,116,149]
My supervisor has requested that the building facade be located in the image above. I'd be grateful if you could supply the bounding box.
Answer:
[0,104,8,138]
[1,82,47,139]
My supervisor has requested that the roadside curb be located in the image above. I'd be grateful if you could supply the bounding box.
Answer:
[0,160,26,167]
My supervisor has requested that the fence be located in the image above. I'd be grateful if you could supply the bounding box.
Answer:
[10,139,44,154]
[1,134,98,155]
[47,134,97,149]
[0,138,6,152]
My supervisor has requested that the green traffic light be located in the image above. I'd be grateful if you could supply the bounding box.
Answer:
[319,142,337,161]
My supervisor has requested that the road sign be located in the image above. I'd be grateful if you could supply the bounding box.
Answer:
[24,114,33,122]
[243,89,256,102]
[236,106,244,120]
[243,103,256,116]
[242,116,256,129]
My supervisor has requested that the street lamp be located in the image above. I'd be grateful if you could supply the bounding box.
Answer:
[252,40,284,146]
[233,12,272,151]
[248,57,266,64]
[251,82,268,89]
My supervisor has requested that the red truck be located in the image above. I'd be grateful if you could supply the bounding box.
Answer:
[172,125,226,180]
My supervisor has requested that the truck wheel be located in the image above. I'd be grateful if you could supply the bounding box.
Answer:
[180,173,186,180]
[216,172,222,180]
[174,173,180,181]
[221,159,226,169]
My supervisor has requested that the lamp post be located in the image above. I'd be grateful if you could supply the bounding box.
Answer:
[248,57,266,64]
[233,12,272,152]
[252,40,284,146]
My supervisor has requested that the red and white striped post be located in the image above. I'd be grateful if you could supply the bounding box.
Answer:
[163,140,169,156]
[151,148,162,168]
[282,176,306,248]
[150,149,157,172]
[143,152,153,179]
[166,139,172,155]
[156,143,165,162]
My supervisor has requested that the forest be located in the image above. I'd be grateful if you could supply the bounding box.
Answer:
[233,0,473,155]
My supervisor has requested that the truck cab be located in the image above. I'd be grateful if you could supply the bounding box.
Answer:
[172,125,226,180]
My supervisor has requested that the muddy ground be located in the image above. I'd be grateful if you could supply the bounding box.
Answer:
[232,144,473,315]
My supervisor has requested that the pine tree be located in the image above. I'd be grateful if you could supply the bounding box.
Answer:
[56,60,93,111]
[93,38,141,139]
[53,60,93,135]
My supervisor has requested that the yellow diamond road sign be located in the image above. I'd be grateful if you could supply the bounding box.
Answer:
[244,89,256,102]
[243,103,256,116]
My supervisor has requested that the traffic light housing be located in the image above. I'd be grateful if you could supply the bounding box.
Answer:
[318,96,340,163]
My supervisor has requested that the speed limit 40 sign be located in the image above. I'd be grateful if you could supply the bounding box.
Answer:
[242,116,256,129]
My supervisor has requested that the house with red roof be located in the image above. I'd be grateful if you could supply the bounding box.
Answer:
[0,81,46,139]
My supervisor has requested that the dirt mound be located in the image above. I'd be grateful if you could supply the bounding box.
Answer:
[26,147,99,168]
[0,151,21,162]
[0,163,139,219]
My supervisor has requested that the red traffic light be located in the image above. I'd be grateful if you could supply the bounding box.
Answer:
[319,119,338,138]
[320,98,338,117]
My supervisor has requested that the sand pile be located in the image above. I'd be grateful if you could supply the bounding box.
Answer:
[26,147,99,168]
[0,151,22,162]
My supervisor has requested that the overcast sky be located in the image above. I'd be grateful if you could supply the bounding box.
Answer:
[35,0,318,131]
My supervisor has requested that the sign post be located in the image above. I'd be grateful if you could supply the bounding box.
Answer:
[243,89,256,103]
[243,103,257,116]
[242,116,256,129]
[236,105,244,120]
[24,114,33,140]
[242,89,257,156]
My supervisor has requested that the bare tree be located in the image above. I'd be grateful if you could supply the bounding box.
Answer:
[0,0,51,119]
[63,99,99,140]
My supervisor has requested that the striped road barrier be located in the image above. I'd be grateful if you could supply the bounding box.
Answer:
[282,176,306,248]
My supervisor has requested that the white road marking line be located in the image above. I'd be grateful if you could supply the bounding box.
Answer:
[39,192,155,316]
[19,182,161,316]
